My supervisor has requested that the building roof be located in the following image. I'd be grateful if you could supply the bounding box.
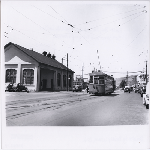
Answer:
[5,42,74,73]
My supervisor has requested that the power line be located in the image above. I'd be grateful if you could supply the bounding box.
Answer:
[9,5,77,54]
[124,25,147,48]
[74,5,145,27]
[10,6,56,37]
[47,4,69,24]
[93,11,144,40]
[76,10,144,32]
[4,23,59,53]
[32,5,68,25]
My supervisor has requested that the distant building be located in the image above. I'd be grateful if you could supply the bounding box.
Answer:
[136,74,149,85]
[73,75,88,89]
[5,42,74,92]
[73,75,83,86]
[116,74,149,88]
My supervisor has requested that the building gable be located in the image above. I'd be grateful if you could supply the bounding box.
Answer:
[5,42,74,73]
[5,44,39,65]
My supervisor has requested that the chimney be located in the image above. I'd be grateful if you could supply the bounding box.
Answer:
[42,51,47,56]
[52,54,56,60]
[47,53,51,58]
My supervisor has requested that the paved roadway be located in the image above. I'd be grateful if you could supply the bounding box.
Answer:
[5,90,149,126]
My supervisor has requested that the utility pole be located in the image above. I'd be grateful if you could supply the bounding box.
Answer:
[67,53,68,91]
[82,65,84,79]
[126,71,128,86]
[145,60,147,84]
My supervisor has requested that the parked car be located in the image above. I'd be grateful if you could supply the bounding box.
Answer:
[124,86,130,93]
[134,87,140,93]
[5,83,29,92]
[73,85,82,92]
[5,83,17,92]
[16,83,29,92]
[143,82,149,109]
[139,86,146,97]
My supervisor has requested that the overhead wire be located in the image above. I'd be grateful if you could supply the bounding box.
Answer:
[93,10,145,40]
[47,4,69,24]
[4,23,62,53]
[8,5,76,54]
[74,4,145,27]
[5,4,148,76]
[123,25,147,49]
[76,10,145,32]
[31,5,68,25]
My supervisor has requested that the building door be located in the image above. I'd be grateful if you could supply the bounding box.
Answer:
[42,79,47,90]
[51,79,53,91]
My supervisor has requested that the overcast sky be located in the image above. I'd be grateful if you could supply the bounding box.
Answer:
[2,1,149,78]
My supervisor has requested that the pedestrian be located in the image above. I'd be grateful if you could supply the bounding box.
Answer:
[87,85,89,93]
[128,88,130,93]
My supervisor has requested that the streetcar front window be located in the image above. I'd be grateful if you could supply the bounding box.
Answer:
[99,79,104,84]
[89,76,93,83]
[94,78,98,84]
[94,76,99,84]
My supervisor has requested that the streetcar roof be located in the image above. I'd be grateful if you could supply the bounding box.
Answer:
[89,71,105,76]
[89,71,114,79]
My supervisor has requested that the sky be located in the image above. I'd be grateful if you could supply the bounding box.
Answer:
[2,1,149,79]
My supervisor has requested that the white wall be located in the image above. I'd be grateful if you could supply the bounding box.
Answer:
[5,45,39,91]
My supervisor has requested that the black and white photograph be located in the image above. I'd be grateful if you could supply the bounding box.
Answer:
[1,0,150,149]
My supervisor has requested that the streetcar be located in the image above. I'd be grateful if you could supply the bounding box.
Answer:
[88,71,116,95]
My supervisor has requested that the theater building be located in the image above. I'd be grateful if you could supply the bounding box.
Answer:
[4,42,74,92]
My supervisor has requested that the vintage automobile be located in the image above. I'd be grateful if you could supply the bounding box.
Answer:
[143,82,149,109]
[5,83,16,92]
[124,86,130,93]
[139,86,146,97]
[16,83,29,92]
[73,85,82,92]
[5,83,29,92]
[134,87,140,93]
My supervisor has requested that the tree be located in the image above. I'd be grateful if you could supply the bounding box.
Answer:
[120,80,126,88]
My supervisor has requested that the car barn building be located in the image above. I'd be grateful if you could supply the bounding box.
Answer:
[4,42,74,92]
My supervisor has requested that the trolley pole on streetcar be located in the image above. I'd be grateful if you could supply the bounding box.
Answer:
[67,53,68,91]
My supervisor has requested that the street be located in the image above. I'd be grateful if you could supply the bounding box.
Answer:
[5,90,149,126]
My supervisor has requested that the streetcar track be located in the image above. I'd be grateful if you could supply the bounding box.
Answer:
[6,95,99,120]
[6,92,119,120]
[6,93,88,106]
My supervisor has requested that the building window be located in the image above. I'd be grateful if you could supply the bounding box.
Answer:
[6,69,17,83]
[23,69,34,85]
[63,75,66,87]
[57,73,61,86]
[69,75,72,87]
